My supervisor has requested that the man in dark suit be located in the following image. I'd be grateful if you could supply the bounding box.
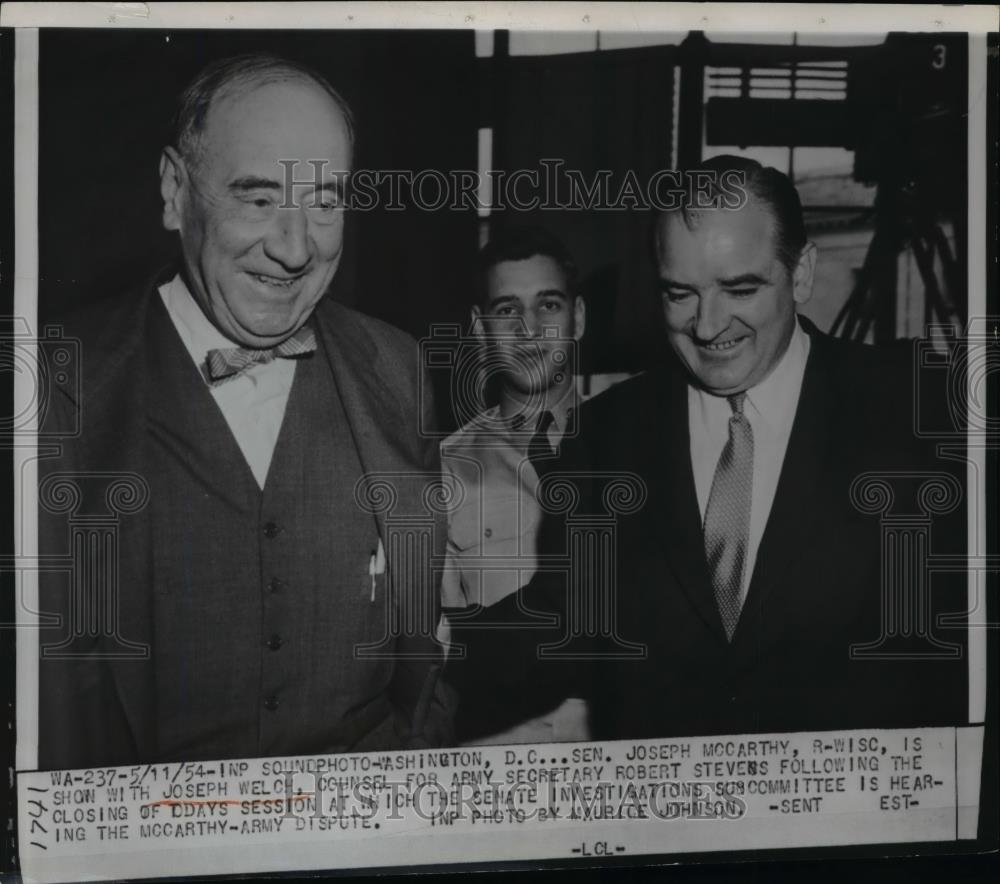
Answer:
[38,54,450,769]
[449,156,967,739]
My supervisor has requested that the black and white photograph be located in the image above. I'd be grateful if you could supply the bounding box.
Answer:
[1,3,997,882]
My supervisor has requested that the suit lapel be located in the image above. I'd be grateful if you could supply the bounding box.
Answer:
[311,301,408,545]
[651,366,729,642]
[70,274,167,760]
[732,325,836,648]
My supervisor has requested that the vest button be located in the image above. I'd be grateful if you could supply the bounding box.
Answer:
[263,522,281,539]
[268,578,284,594]
[263,695,279,711]
[266,634,283,651]
[484,528,493,538]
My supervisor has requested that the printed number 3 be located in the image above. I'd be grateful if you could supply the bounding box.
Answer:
[932,44,947,70]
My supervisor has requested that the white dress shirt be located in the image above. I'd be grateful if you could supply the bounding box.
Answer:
[158,274,298,489]
[689,320,811,602]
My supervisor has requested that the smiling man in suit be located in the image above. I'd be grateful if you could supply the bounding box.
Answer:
[449,155,967,739]
[38,53,450,769]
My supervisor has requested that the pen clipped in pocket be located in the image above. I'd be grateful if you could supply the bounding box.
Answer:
[368,538,386,603]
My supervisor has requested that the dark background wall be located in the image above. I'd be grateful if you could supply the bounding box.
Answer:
[492,45,675,374]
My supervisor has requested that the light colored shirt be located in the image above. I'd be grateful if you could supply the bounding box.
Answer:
[440,386,590,744]
[441,388,575,610]
[689,319,811,602]
[158,274,297,489]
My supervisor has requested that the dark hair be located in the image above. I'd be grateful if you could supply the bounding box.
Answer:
[475,225,578,307]
[170,53,355,165]
[663,154,807,272]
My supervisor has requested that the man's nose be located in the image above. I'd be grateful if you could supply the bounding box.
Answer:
[523,309,561,340]
[694,293,730,341]
[263,206,311,270]
[516,311,540,339]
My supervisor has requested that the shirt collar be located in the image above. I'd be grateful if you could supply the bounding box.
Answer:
[158,273,237,366]
[503,383,578,436]
[743,318,810,428]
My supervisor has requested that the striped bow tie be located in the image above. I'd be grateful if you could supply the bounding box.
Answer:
[202,326,317,386]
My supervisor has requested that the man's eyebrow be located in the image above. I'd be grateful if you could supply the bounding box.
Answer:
[535,288,567,300]
[228,176,282,192]
[486,295,521,309]
[227,176,345,202]
[718,273,769,287]
[658,277,697,291]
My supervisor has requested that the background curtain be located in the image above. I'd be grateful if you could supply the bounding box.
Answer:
[492,44,676,375]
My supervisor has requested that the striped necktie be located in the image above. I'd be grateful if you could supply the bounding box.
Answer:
[703,392,754,641]
[202,325,317,386]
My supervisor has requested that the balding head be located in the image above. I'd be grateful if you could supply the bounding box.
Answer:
[171,53,355,170]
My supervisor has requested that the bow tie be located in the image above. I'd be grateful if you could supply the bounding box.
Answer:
[202,326,317,386]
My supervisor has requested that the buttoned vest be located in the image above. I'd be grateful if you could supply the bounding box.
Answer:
[145,304,393,761]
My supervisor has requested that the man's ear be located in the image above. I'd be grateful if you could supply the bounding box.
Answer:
[792,241,818,306]
[159,146,187,233]
[572,296,586,341]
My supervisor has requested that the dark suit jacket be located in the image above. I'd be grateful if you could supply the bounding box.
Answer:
[38,271,452,769]
[449,320,968,739]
